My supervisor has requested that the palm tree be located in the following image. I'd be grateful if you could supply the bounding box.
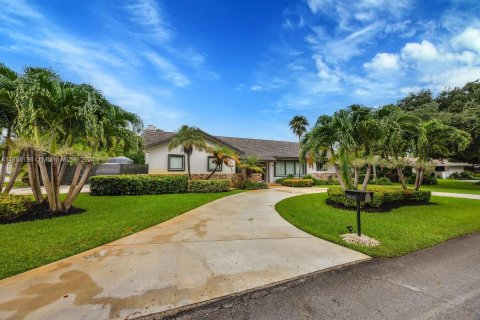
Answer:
[206,145,238,179]
[0,63,19,192]
[412,119,471,190]
[238,156,264,178]
[168,125,206,180]
[289,115,309,177]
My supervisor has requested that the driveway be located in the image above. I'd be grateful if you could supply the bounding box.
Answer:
[0,188,368,320]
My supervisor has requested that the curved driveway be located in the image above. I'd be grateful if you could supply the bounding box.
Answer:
[0,187,368,320]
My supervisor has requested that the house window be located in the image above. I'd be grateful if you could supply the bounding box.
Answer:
[208,156,221,171]
[435,166,445,172]
[316,161,328,171]
[274,161,305,176]
[168,154,185,171]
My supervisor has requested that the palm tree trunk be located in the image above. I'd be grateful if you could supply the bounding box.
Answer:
[51,159,64,210]
[65,161,83,202]
[415,167,424,191]
[396,165,407,190]
[37,151,56,210]
[333,164,347,191]
[187,154,192,180]
[27,148,44,203]
[58,159,68,185]
[63,162,92,210]
[373,165,377,180]
[354,166,359,189]
[0,127,11,193]
[298,136,301,178]
[3,150,24,194]
[361,164,372,191]
[206,164,219,180]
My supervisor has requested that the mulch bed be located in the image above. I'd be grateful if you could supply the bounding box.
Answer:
[0,202,85,224]
[326,199,435,212]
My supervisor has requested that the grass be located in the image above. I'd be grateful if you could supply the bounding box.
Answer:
[276,193,480,257]
[0,190,242,279]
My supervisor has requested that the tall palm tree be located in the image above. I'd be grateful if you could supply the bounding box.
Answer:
[289,115,309,177]
[206,145,238,179]
[168,125,206,180]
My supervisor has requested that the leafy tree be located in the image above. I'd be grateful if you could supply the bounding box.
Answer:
[289,115,309,177]
[168,125,206,180]
[206,145,238,179]
[238,156,264,178]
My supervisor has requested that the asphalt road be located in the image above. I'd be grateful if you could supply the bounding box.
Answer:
[147,232,480,320]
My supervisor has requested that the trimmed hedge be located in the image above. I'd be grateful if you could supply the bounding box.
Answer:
[280,179,314,187]
[90,175,189,195]
[244,180,268,190]
[369,177,393,185]
[0,194,31,220]
[301,174,340,185]
[189,179,230,193]
[327,185,431,211]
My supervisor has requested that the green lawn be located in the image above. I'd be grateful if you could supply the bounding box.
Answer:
[410,179,480,195]
[276,193,480,257]
[0,190,242,279]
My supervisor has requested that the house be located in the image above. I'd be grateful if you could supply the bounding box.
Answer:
[431,159,472,179]
[143,126,336,182]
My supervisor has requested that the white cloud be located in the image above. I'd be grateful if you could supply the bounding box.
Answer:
[144,52,190,87]
[451,27,480,54]
[124,0,172,43]
[250,85,264,91]
[401,40,438,61]
[363,53,400,71]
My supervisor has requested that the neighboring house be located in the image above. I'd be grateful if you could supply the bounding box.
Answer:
[426,159,472,179]
[143,126,336,182]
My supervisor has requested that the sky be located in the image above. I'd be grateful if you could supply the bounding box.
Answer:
[1,0,479,141]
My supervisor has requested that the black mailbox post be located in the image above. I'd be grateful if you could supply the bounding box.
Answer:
[344,190,374,236]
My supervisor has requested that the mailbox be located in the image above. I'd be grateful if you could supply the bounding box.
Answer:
[344,190,373,203]
[344,190,374,236]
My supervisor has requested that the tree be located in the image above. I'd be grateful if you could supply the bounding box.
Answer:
[238,156,264,178]
[206,145,238,179]
[168,125,206,180]
[289,115,309,177]
[0,63,19,192]
[412,119,471,190]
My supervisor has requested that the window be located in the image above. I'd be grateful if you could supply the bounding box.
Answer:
[168,154,184,171]
[274,161,305,176]
[208,156,221,171]
[435,166,445,172]
[316,161,328,171]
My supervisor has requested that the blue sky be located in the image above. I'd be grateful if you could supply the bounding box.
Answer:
[1,0,479,141]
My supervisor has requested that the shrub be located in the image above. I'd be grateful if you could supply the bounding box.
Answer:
[244,180,268,190]
[449,171,480,180]
[0,194,31,220]
[406,173,438,185]
[90,174,189,195]
[369,177,392,185]
[326,185,431,210]
[280,179,314,187]
[189,179,230,193]
[301,174,339,185]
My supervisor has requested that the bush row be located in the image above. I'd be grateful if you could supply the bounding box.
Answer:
[189,179,230,193]
[327,185,431,210]
[280,179,314,187]
[90,175,235,195]
[0,194,31,220]
[244,180,268,190]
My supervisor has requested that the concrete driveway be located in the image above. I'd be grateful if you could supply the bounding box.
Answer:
[0,188,368,320]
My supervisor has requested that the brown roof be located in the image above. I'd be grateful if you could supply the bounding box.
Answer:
[143,130,300,161]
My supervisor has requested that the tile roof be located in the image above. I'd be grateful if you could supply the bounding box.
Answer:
[143,130,300,161]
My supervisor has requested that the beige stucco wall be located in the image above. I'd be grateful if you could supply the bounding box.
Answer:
[146,139,236,175]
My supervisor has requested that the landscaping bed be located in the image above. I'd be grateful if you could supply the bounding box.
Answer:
[327,185,431,212]
[276,193,480,257]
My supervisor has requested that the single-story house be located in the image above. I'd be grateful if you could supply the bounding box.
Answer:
[143,126,336,182]
[416,159,473,179]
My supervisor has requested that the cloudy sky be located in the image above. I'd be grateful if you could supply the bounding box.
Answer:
[1,0,479,140]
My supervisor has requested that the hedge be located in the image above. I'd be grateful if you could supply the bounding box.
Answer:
[327,185,431,210]
[280,179,314,187]
[244,180,268,190]
[189,179,230,193]
[369,177,392,185]
[0,194,31,220]
[90,175,189,195]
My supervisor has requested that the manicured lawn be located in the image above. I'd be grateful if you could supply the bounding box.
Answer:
[410,179,480,195]
[276,193,480,257]
[0,190,242,279]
